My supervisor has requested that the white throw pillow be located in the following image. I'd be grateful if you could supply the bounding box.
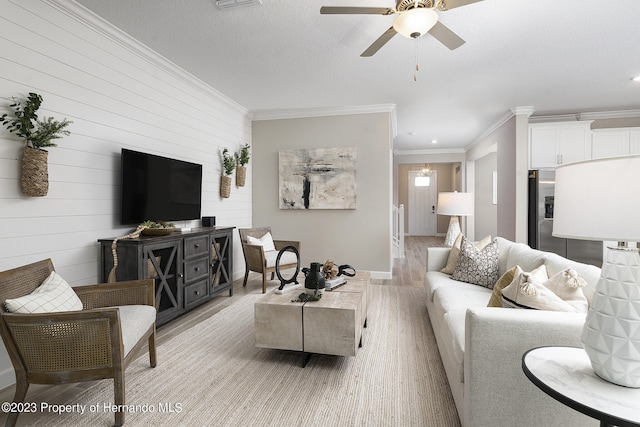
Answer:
[5,271,84,313]
[501,270,578,312]
[542,268,588,313]
[246,232,276,252]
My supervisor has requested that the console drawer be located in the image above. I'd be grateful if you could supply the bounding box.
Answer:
[184,235,209,258]
[185,257,209,282]
[184,279,208,308]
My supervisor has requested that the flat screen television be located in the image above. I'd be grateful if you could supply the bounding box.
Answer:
[120,148,203,225]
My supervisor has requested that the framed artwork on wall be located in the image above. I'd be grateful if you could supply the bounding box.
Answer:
[279,146,357,209]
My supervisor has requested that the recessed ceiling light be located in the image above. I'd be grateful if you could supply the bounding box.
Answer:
[633,75,640,82]
[431,139,438,144]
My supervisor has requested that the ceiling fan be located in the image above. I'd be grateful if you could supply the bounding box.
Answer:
[320,0,483,57]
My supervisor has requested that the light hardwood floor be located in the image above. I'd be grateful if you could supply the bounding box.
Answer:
[0,235,444,425]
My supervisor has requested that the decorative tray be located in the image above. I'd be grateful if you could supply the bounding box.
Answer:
[141,227,175,236]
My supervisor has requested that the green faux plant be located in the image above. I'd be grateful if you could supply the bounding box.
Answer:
[222,148,235,176]
[0,92,72,149]
[235,143,250,167]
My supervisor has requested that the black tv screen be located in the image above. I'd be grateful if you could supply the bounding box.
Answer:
[120,149,202,225]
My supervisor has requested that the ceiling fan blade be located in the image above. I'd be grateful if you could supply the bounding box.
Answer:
[438,0,483,11]
[320,6,394,15]
[428,21,465,50]
[361,26,397,57]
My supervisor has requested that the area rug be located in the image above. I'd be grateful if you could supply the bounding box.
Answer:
[23,285,460,426]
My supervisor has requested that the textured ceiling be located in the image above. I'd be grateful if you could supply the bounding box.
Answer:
[75,0,640,152]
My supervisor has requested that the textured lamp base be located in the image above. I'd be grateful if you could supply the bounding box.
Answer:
[444,216,461,247]
[581,246,640,388]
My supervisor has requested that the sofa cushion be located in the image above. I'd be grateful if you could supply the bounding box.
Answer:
[5,271,84,314]
[117,305,156,356]
[452,237,499,288]
[503,240,549,275]
[264,250,298,268]
[432,286,491,320]
[502,270,579,312]
[441,234,491,274]
[488,265,547,307]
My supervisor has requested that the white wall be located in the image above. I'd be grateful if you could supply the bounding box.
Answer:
[474,153,497,239]
[0,0,252,388]
[252,112,393,278]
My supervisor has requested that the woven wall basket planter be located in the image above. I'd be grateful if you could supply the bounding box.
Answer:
[21,146,49,197]
[220,175,232,198]
[236,165,246,187]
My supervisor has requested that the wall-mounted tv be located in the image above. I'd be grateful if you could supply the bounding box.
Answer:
[120,149,203,225]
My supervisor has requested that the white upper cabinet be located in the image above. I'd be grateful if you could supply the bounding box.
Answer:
[529,122,592,169]
[592,128,640,159]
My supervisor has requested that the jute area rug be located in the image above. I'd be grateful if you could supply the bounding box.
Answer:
[24,285,460,426]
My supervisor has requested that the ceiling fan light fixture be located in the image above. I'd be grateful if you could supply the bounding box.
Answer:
[393,8,438,39]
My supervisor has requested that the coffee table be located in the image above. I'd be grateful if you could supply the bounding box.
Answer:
[254,271,370,366]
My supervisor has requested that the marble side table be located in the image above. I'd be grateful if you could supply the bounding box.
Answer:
[522,346,640,427]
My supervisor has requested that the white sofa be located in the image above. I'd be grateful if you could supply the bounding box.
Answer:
[425,237,601,427]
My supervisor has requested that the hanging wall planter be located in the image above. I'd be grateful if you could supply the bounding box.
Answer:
[21,146,49,197]
[220,148,235,198]
[1,92,72,197]
[235,143,250,187]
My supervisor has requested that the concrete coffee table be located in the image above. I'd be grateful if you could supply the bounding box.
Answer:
[254,271,370,365]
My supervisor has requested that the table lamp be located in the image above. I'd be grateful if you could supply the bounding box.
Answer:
[437,192,474,247]
[553,155,640,388]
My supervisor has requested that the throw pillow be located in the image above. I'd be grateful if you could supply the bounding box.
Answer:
[5,271,84,313]
[487,265,547,307]
[501,270,577,312]
[451,236,499,288]
[246,232,276,252]
[542,268,588,313]
[441,234,492,275]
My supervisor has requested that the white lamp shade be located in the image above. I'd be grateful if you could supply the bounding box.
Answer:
[553,155,640,242]
[393,8,438,39]
[437,192,474,216]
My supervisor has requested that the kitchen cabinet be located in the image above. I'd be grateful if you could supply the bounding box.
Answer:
[529,122,592,168]
[591,128,640,159]
[99,226,234,326]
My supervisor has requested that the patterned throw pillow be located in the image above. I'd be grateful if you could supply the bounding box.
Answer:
[452,236,499,288]
[440,234,492,275]
[5,271,84,313]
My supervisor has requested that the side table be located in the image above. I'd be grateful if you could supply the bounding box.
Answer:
[522,346,640,427]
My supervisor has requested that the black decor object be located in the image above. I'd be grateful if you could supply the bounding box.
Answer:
[302,262,326,293]
[202,216,216,227]
[276,245,301,291]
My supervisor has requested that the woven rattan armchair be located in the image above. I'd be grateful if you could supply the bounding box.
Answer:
[0,259,157,427]
[238,227,300,293]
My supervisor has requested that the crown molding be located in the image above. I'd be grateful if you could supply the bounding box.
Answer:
[393,148,466,156]
[577,109,640,120]
[252,104,397,121]
[46,0,252,118]
[510,106,535,116]
[464,111,515,152]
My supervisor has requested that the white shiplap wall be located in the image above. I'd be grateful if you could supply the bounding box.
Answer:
[0,0,252,388]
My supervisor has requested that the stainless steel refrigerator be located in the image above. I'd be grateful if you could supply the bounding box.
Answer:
[528,170,602,267]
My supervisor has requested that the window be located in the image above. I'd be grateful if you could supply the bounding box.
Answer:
[414,176,430,187]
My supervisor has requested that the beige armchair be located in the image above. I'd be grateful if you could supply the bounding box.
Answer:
[0,259,157,427]
[238,227,300,293]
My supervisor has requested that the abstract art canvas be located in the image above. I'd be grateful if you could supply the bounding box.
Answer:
[279,147,357,209]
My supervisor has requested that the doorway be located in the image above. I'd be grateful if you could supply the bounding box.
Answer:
[408,170,437,236]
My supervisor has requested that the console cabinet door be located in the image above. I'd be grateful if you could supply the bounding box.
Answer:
[142,240,183,324]
[210,230,233,296]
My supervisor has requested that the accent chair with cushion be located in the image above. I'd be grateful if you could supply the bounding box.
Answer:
[238,227,300,293]
[0,258,157,427]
